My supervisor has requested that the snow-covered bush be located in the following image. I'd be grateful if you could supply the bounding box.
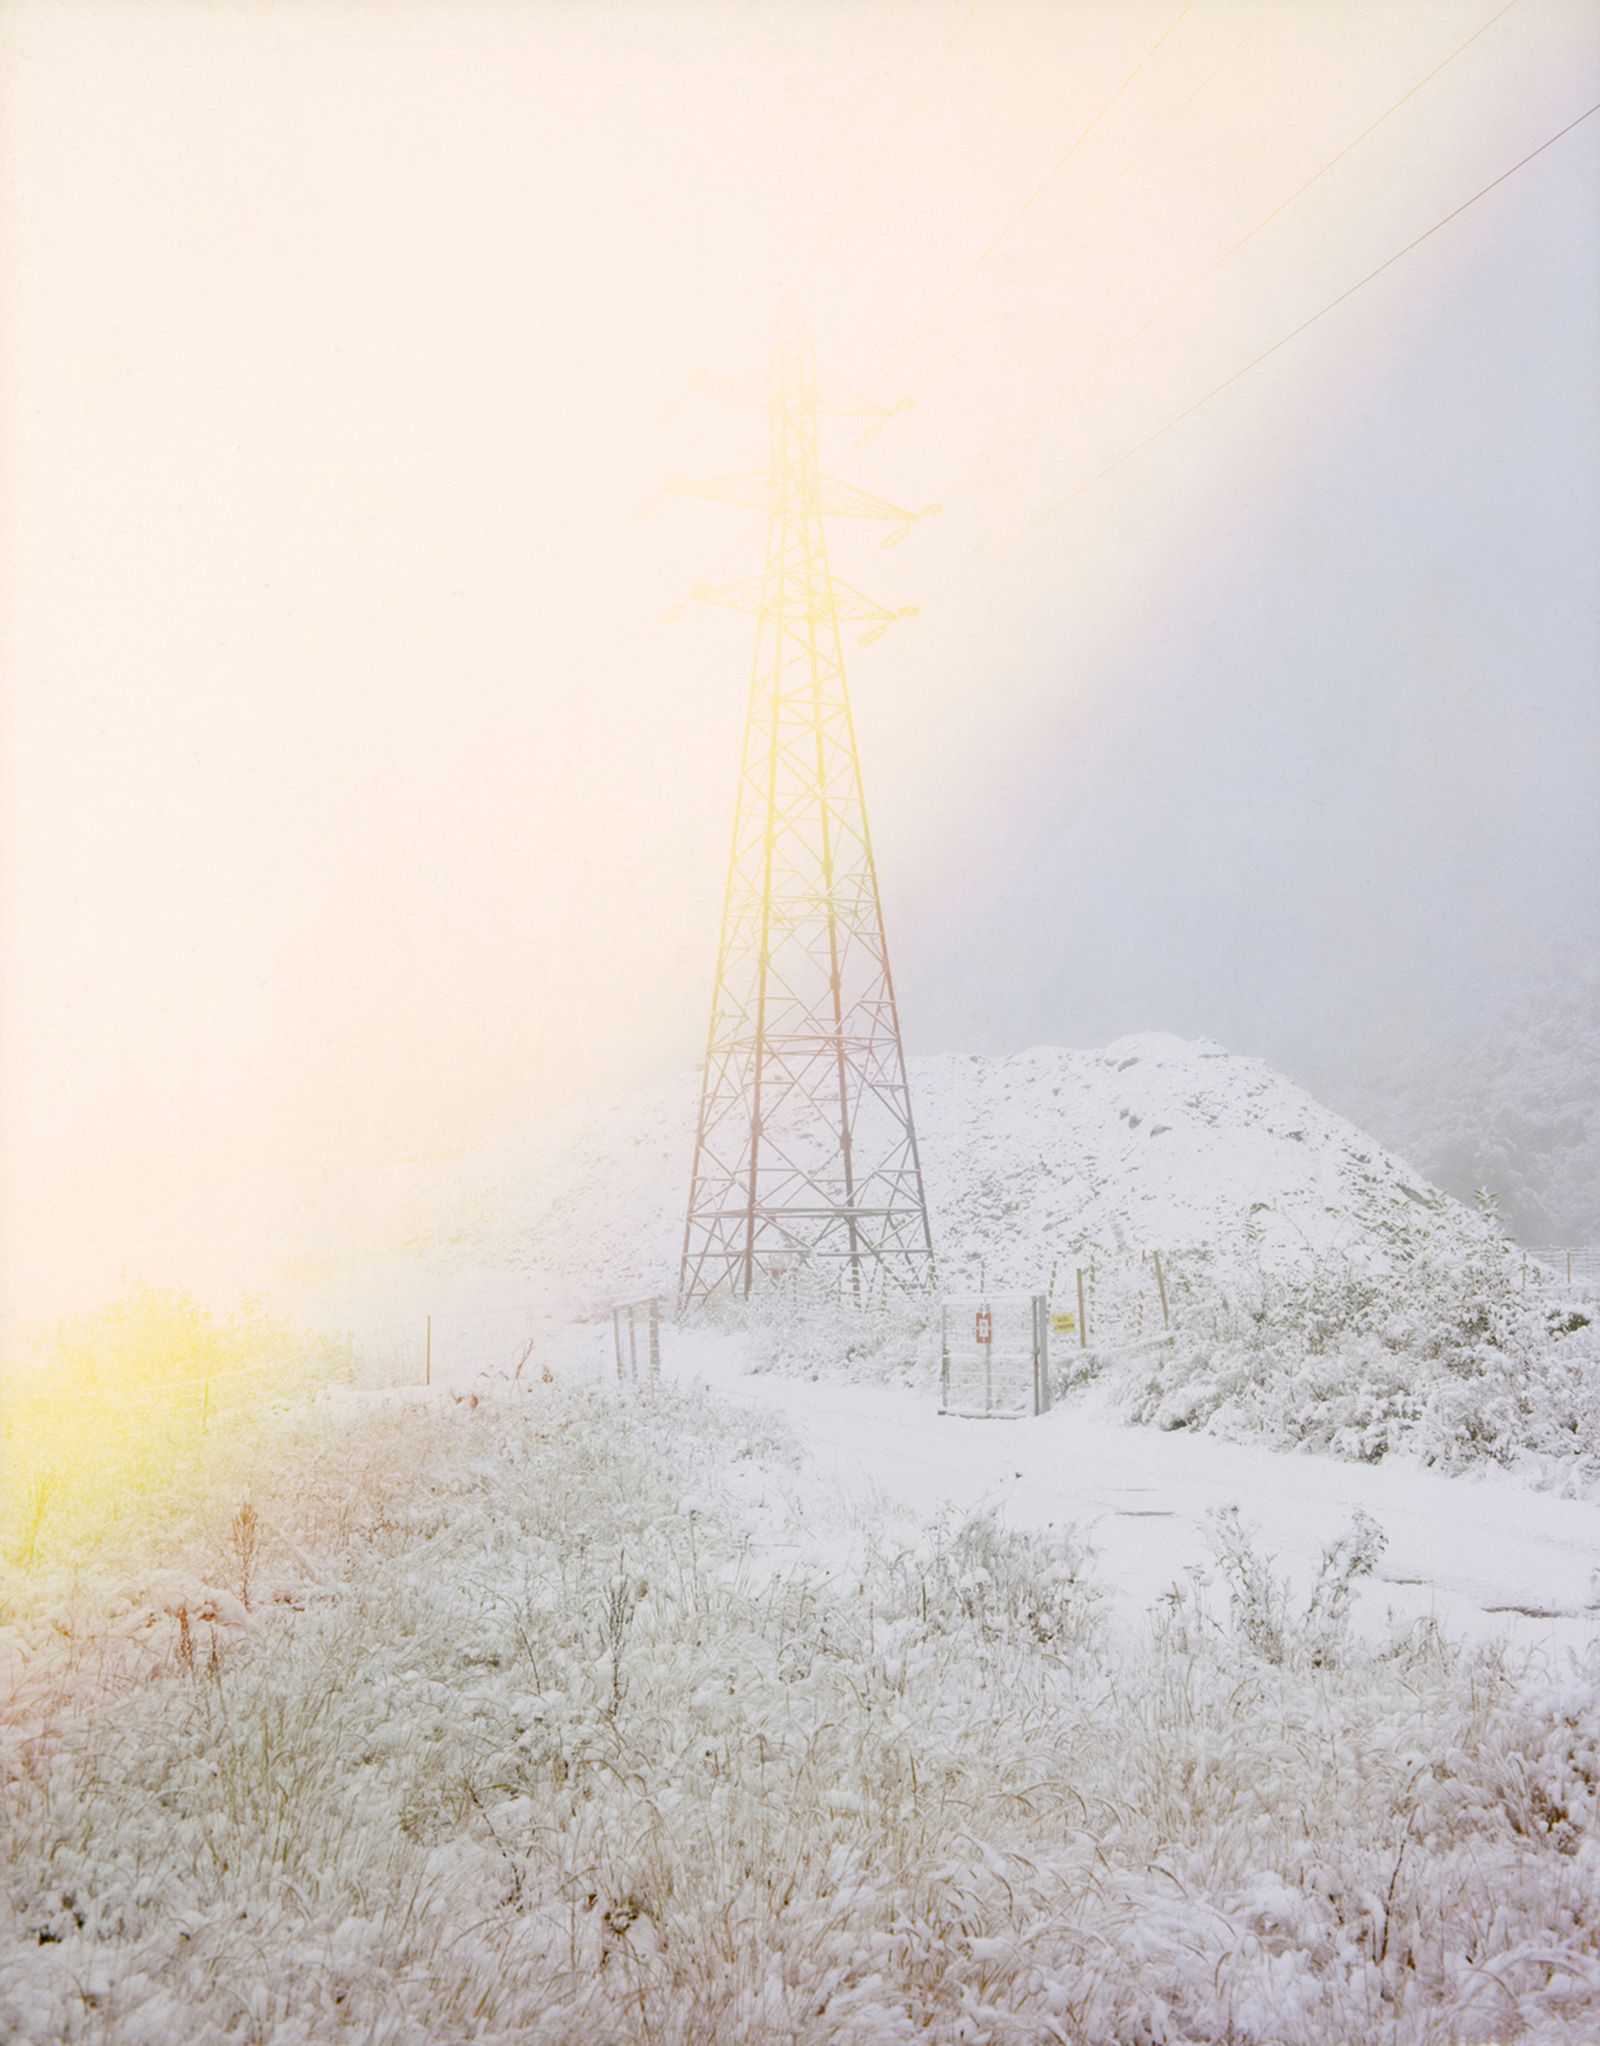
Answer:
[1118,1215,1600,1494]
[1198,1505,1386,1669]
[739,1283,940,1388]
[890,1508,1104,1658]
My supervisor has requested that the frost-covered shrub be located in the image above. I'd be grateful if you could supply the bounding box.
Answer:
[1118,1218,1600,1494]
[1200,1505,1385,1669]
[893,1509,1103,1656]
[740,1285,940,1387]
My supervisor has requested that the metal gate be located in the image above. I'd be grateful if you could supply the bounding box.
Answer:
[940,1294,1050,1418]
[611,1298,662,1386]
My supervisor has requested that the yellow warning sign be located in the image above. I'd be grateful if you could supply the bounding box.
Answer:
[1050,1311,1077,1335]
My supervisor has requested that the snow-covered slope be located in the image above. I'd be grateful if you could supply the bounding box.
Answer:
[423,1032,1479,1317]
[904,1033,1462,1290]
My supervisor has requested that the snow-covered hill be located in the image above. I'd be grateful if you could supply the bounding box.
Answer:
[414,1031,1482,1319]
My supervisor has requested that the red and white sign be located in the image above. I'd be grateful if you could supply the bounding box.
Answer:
[974,1309,992,1344]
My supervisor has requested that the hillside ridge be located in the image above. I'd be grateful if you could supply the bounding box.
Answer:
[430,1031,1481,1318]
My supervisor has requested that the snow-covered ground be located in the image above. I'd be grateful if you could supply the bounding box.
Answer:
[4,1330,1597,2045]
[669,1326,1600,1661]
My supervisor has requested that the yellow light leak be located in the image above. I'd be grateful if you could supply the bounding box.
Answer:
[0,1288,330,1577]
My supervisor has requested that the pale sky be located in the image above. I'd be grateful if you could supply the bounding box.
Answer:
[2,0,1597,1321]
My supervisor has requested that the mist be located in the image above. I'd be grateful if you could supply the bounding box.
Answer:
[2,0,1596,1322]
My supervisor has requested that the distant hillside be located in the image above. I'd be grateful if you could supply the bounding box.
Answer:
[427,1032,1488,1319]
[1318,965,1600,1248]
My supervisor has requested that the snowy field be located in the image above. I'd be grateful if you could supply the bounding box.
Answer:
[679,1331,1600,1662]
[3,1323,1597,2046]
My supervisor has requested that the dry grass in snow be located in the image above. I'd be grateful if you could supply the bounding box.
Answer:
[2,1378,1597,2045]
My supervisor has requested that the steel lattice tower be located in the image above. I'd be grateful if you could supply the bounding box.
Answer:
[676,320,937,1309]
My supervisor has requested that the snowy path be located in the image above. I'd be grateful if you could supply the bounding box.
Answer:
[666,1331,1600,1661]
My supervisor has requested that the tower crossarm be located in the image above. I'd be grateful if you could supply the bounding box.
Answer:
[689,575,916,626]
[693,368,914,420]
[666,470,931,523]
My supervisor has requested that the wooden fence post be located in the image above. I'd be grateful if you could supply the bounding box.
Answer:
[1153,1249,1170,1331]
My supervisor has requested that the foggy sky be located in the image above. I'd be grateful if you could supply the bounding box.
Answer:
[2,0,1596,1320]
[894,195,1600,1089]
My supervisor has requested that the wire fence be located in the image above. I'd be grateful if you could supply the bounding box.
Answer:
[1521,1247,1600,1303]
[944,1249,1177,1354]
[1,1304,611,1445]
[15,1232,1585,1438]
[611,1299,663,1388]
[414,1305,614,1389]
[0,1355,317,1503]
[14,1355,291,1410]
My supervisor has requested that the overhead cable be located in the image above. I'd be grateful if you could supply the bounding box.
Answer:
[966,0,1524,486]
[802,0,982,287]
[876,0,1196,386]
[979,98,1600,567]
[1031,0,1285,275]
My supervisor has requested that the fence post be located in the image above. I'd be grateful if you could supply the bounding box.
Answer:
[1076,1268,1088,1350]
[1034,1293,1050,1415]
[1153,1249,1170,1331]
[649,1299,661,1376]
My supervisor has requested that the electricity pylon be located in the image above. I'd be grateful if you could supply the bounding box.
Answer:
[674,315,937,1310]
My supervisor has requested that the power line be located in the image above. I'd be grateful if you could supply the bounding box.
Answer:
[801,0,982,288]
[921,0,1283,393]
[1031,0,1284,275]
[965,0,1524,488]
[876,0,1196,387]
[978,98,1600,568]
